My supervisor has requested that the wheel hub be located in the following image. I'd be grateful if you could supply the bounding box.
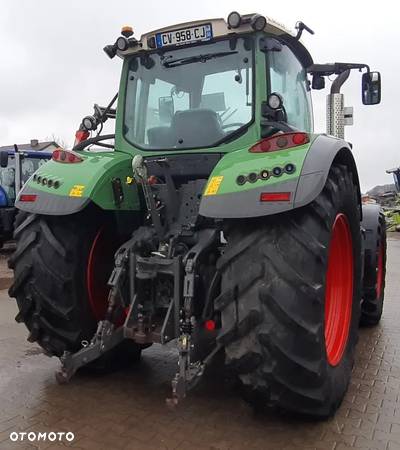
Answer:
[324,213,354,366]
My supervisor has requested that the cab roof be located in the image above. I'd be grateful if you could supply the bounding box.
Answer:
[117,14,313,67]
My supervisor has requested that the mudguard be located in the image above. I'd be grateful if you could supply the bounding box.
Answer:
[361,203,383,294]
[15,151,141,215]
[199,134,360,218]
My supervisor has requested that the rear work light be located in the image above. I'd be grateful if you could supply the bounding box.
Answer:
[260,192,291,202]
[19,194,37,202]
[249,132,309,153]
[52,149,83,164]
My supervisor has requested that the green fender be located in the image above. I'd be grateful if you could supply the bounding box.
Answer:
[15,151,141,215]
[199,133,361,218]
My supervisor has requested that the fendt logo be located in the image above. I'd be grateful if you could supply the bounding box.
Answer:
[9,431,75,442]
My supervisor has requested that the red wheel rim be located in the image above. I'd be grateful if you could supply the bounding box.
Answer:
[376,242,384,299]
[324,214,354,366]
[86,226,117,321]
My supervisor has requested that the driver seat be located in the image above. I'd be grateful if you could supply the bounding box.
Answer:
[171,109,224,147]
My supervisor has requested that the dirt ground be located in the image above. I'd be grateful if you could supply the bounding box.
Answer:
[0,235,400,450]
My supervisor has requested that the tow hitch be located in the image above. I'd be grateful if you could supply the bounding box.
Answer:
[56,156,222,404]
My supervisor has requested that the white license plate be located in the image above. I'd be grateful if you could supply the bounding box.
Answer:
[156,24,212,48]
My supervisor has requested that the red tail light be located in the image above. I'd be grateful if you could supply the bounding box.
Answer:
[52,149,83,164]
[204,320,216,331]
[249,132,309,153]
[74,129,90,147]
[19,194,37,202]
[260,192,291,202]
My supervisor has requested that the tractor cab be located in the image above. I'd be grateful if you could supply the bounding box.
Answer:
[106,13,315,154]
[0,143,53,245]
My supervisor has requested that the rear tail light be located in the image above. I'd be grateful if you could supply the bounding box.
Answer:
[260,192,291,202]
[249,132,309,153]
[74,129,90,147]
[204,320,216,331]
[19,194,37,202]
[52,149,83,163]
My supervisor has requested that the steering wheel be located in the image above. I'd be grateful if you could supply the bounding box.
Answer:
[221,122,245,131]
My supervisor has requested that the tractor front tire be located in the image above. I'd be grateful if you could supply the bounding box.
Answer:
[216,164,362,418]
[9,209,142,364]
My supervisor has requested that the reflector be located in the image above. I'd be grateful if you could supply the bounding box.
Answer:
[260,192,291,202]
[19,194,37,202]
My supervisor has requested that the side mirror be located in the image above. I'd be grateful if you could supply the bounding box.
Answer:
[159,96,174,123]
[0,151,9,168]
[362,71,381,105]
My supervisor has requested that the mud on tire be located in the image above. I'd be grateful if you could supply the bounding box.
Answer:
[216,164,362,418]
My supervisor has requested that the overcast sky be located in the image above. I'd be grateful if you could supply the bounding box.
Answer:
[0,0,398,191]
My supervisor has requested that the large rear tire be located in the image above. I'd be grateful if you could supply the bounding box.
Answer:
[216,164,362,418]
[9,208,142,364]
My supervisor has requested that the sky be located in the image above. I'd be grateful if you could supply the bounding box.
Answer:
[0,0,398,191]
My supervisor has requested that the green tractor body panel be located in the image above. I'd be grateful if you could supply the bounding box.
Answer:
[15,151,141,214]
[15,23,360,219]
[199,133,356,218]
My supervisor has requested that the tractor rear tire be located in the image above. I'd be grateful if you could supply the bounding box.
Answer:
[360,212,386,326]
[216,164,362,418]
[9,208,142,365]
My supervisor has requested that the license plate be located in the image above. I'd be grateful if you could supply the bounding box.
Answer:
[156,24,212,48]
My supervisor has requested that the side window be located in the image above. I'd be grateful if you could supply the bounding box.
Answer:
[268,45,313,132]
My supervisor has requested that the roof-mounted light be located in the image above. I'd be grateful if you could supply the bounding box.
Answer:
[227,11,242,29]
[116,36,129,51]
[121,26,134,38]
[103,44,117,59]
[104,26,138,59]
[251,14,267,31]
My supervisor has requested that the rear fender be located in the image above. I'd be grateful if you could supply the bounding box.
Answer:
[361,203,384,293]
[15,152,141,215]
[199,134,361,218]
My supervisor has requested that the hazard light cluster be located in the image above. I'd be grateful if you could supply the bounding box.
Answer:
[249,132,309,153]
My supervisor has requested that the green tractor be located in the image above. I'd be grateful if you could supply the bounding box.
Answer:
[10,12,386,418]
[385,167,400,231]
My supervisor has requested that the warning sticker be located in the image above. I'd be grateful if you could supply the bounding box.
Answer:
[204,176,223,196]
[69,185,85,197]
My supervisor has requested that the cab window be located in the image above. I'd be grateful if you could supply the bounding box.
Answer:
[267,45,313,132]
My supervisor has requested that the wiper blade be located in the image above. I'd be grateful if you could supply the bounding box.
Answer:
[162,51,238,68]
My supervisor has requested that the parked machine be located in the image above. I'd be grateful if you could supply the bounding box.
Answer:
[0,144,53,247]
[9,12,386,418]
[385,167,400,231]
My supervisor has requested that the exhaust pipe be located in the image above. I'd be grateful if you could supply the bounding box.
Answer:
[326,69,350,139]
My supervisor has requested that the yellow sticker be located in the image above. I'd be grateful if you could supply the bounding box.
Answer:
[69,184,85,197]
[204,176,224,196]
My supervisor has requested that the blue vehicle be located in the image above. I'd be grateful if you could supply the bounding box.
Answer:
[0,141,56,246]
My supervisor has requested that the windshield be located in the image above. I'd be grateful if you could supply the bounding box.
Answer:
[123,37,254,150]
